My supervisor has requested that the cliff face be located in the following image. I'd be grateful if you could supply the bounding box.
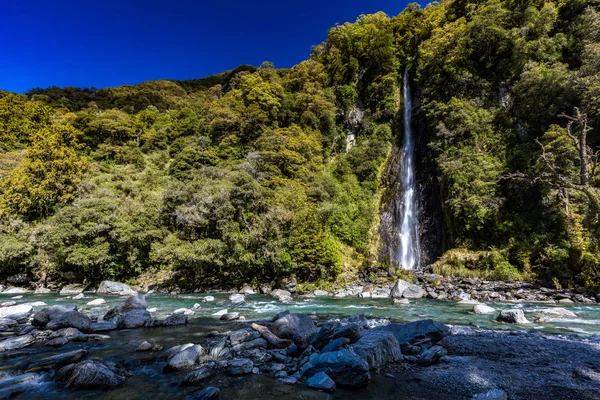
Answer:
[378,90,442,269]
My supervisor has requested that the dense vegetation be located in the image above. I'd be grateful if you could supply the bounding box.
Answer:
[1,0,599,290]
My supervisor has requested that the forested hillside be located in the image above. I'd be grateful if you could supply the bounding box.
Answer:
[1,0,599,290]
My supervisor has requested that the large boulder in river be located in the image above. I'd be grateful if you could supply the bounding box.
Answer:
[59,284,86,296]
[103,293,149,326]
[156,313,188,327]
[116,309,153,329]
[0,304,32,321]
[496,309,530,324]
[271,313,319,349]
[271,289,293,302]
[391,279,425,299]
[228,293,245,306]
[97,281,133,295]
[164,344,204,372]
[473,304,496,314]
[46,311,92,333]
[55,359,130,389]
[0,334,36,352]
[300,348,370,389]
[351,330,402,369]
[373,319,450,351]
[27,349,89,372]
[32,304,78,328]
[534,307,577,322]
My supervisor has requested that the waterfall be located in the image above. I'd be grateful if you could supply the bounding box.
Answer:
[397,69,420,270]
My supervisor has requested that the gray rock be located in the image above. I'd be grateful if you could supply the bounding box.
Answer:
[220,312,240,321]
[0,301,17,307]
[277,377,297,385]
[373,319,450,352]
[174,308,195,315]
[313,290,330,297]
[229,293,245,306]
[0,304,32,321]
[46,337,69,347]
[472,389,508,400]
[300,349,370,389]
[271,313,319,349]
[34,287,52,294]
[27,349,89,372]
[183,368,213,385]
[229,329,260,346]
[157,313,188,327]
[417,345,447,366]
[46,311,92,332]
[0,334,36,352]
[351,330,402,369]
[55,359,129,389]
[59,284,86,296]
[271,289,293,302]
[116,309,153,329]
[231,338,268,353]
[90,321,118,332]
[391,279,425,299]
[391,280,411,298]
[137,341,153,351]
[164,345,204,372]
[371,287,392,298]
[332,323,361,343]
[2,287,29,294]
[496,309,530,324]
[321,337,350,353]
[187,386,220,400]
[306,371,336,392]
[473,304,496,314]
[97,281,132,295]
[229,358,254,375]
[86,298,106,306]
[239,285,256,295]
[72,293,85,300]
[535,307,577,322]
[32,304,78,328]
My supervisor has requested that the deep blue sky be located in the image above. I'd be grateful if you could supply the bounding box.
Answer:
[1,0,413,93]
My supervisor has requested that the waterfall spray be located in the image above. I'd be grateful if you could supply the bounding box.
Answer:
[397,69,421,270]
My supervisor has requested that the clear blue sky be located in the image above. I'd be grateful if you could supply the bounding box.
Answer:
[1,0,413,93]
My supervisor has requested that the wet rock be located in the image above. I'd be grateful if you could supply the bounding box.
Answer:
[174,308,195,315]
[373,320,450,352]
[34,287,52,294]
[0,301,17,307]
[116,309,153,329]
[277,377,298,385]
[391,280,421,299]
[27,349,88,372]
[473,304,496,314]
[393,298,410,305]
[59,284,86,296]
[332,323,362,343]
[310,323,339,350]
[46,337,69,347]
[220,312,240,321]
[321,337,350,353]
[306,371,336,393]
[313,290,330,297]
[271,313,319,349]
[229,329,260,346]
[231,338,268,353]
[164,345,204,372]
[229,294,245,306]
[240,285,256,295]
[457,299,480,305]
[300,349,370,389]
[229,358,254,375]
[137,341,153,351]
[0,372,38,398]
[472,389,508,400]
[86,298,106,306]
[72,293,85,300]
[558,298,574,304]
[417,345,447,366]
[0,304,32,321]
[0,334,36,351]
[271,289,293,302]
[2,287,29,294]
[33,304,78,328]
[202,296,215,302]
[46,311,92,332]
[371,287,392,299]
[90,321,118,332]
[97,281,132,295]
[15,325,35,336]
[55,359,129,389]
[157,313,188,327]
[535,307,577,322]
[148,308,158,313]
[187,386,220,400]
[496,309,530,324]
[183,368,213,385]
[351,330,402,369]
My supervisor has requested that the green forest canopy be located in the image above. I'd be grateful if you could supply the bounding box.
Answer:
[0,0,599,290]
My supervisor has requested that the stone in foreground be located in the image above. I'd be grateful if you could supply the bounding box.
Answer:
[473,304,496,314]
[351,330,402,369]
[229,358,254,375]
[306,371,336,392]
[496,309,530,324]
[300,349,370,389]
[55,360,129,389]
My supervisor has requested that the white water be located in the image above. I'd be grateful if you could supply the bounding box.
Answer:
[397,69,420,270]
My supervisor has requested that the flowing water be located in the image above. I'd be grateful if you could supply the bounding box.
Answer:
[397,69,420,270]
[1,292,600,399]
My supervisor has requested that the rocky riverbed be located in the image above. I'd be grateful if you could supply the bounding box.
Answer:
[1,280,600,399]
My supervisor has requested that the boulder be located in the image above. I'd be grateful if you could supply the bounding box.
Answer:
[27,349,89,372]
[183,368,213,385]
[87,299,106,306]
[187,387,220,400]
[229,329,260,346]
[115,309,152,329]
[391,280,425,299]
[46,337,69,347]
[34,287,52,294]
[231,338,267,353]
[321,337,350,353]
[239,285,256,295]
[351,330,402,369]
[373,319,450,352]
[202,296,215,302]
[46,311,92,332]
[33,304,78,328]
[174,308,195,315]
[313,290,330,297]
[0,334,36,352]
[96,281,132,295]
[229,294,245,306]
[137,341,153,351]
[164,345,204,372]
[228,358,254,375]
[90,321,118,332]
[157,313,188,327]
[332,323,362,343]
[55,360,129,389]
[473,304,496,314]
[417,345,447,366]
[1,301,17,307]
[300,349,370,389]
[390,280,411,298]
[496,309,530,324]
[271,313,319,349]
[0,305,32,321]
[371,287,392,299]
[535,307,577,322]
[2,287,29,294]
[220,312,241,321]
[73,293,85,300]
[306,371,336,393]
[393,298,410,305]
[59,284,86,296]
[271,289,293,302]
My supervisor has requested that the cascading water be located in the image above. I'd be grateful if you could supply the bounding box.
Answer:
[397,69,421,270]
